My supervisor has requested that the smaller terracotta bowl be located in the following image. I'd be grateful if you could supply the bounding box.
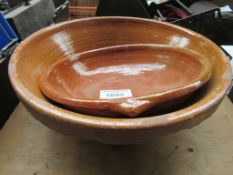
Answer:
[39,44,211,117]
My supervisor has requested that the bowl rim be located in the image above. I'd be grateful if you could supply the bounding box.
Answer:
[8,16,232,129]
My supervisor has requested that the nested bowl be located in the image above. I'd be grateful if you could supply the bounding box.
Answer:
[39,44,212,117]
[9,17,232,144]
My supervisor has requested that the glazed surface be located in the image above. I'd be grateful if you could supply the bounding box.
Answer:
[40,46,204,102]
[9,17,232,144]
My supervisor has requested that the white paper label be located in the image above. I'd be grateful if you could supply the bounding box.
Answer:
[100,89,132,99]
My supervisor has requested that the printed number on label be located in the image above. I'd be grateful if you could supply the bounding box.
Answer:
[100,89,132,99]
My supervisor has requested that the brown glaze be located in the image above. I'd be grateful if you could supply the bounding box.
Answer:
[39,44,211,116]
[8,17,232,144]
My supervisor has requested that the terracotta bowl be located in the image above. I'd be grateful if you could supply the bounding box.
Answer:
[39,44,211,117]
[9,17,232,144]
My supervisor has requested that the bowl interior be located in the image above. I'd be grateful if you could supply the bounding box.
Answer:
[10,17,231,118]
[39,44,212,117]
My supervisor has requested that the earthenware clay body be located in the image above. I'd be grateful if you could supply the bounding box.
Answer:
[39,44,211,117]
[9,17,232,144]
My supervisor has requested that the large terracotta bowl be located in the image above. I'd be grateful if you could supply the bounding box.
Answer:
[9,17,232,144]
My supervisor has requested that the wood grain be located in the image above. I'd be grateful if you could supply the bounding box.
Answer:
[69,0,99,6]
[0,98,233,175]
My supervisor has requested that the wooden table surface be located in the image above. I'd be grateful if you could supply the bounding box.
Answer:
[0,98,233,175]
